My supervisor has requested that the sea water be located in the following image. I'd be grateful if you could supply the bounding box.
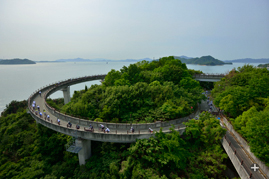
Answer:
[0,62,261,113]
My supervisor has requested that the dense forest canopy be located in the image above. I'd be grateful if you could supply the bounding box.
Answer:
[0,101,230,179]
[211,64,269,166]
[62,56,205,123]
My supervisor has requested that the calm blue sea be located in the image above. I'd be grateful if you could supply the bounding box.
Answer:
[0,62,261,114]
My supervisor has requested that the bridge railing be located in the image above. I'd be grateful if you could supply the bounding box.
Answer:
[223,135,254,178]
[43,75,201,130]
[193,74,226,79]
[36,74,199,130]
[29,74,200,135]
[28,89,186,142]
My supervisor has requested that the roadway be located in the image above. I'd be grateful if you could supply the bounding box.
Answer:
[223,130,265,179]
[206,92,265,178]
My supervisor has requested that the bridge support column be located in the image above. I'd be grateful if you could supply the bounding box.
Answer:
[76,139,91,165]
[62,86,71,104]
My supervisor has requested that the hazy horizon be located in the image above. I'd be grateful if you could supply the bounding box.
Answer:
[1,0,269,61]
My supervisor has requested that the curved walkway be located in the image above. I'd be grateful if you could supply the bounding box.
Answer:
[28,75,200,143]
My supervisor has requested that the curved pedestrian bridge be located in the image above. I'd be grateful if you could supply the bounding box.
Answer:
[193,74,225,82]
[28,74,200,142]
[27,74,215,165]
[28,74,268,178]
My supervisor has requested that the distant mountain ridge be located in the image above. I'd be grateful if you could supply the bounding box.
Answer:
[175,55,193,59]
[34,56,269,64]
[53,58,153,62]
[224,58,269,63]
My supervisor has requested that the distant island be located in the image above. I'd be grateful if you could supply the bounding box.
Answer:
[257,63,269,68]
[174,55,231,66]
[0,59,36,65]
[224,58,269,63]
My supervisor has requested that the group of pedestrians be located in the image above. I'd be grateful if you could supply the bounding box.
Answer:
[207,97,214,112]
[32,99,51,122]
[99,124,110,133]
[204,90,214,112]
[66,121,80,129]
[32,93,154,134]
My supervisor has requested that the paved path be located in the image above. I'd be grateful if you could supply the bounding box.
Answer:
[223,129,265,179]
[203,92,265,178]
[32,92,187,135]
[28,75,200,142]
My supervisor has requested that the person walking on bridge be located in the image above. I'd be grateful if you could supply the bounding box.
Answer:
[57,118,60,125]
[100,124,105,131]
[43,110,46,117]
[67,121,72,128]
[47,115,50,121]
[39,91,41,96]
[105,127,110,133]
[89,124,94,131]
[130,126,135,133]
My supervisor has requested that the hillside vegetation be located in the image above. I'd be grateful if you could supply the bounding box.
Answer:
[0,101,230,179]
[61,56,204,122]
[211,64,269,166]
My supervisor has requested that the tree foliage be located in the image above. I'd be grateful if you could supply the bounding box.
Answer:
[62,57,204,122]
[0,101,77,179]
[211,64,269,166]
[0,101,229,179]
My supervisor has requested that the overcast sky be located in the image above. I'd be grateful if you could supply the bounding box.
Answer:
[0,0,268,61]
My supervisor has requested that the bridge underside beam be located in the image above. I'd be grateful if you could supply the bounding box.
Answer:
[196,79,220,82]
[76,139,91,165]
[62,86,71,104]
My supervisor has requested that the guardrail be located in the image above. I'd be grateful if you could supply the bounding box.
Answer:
[38,75,201,130]
[27,74,200,141]
[224,135,254,178]
[193,74,225,78]
[221,115,269,178]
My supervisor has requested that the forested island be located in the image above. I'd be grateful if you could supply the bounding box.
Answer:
[0,58,36,64]
[257,63,269,68]
[1,57,268,178]
[174,55,232,66]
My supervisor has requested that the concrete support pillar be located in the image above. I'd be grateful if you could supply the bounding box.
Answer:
[62,86,71,104]
[76,139,91,165]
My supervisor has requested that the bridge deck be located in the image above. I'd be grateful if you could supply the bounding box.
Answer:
[30,89,189,142]
[222,124,265,179]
